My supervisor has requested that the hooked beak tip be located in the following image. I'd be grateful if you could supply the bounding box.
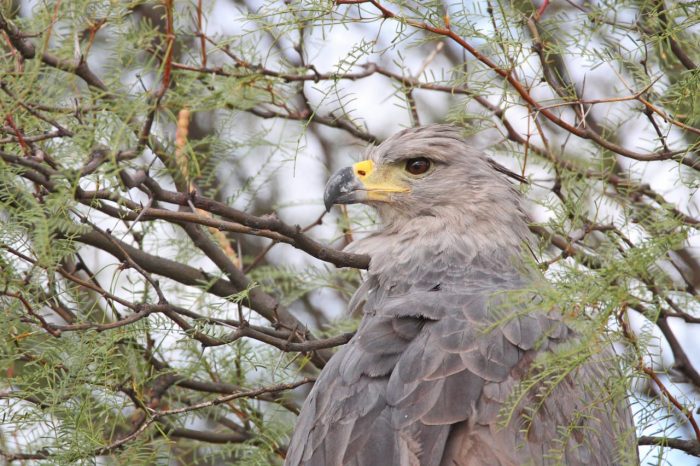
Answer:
[323,166,361,210]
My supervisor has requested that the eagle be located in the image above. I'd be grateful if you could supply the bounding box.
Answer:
[285,125,637,466]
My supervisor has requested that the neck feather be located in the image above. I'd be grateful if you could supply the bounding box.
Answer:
[347,211,533,283]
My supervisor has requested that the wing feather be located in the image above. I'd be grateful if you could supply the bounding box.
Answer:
[285,251,635,466]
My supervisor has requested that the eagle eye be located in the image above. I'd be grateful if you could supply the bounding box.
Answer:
[405,157,431,175]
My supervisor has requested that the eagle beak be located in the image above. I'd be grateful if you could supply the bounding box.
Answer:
[324,159,410,211]
[323,164,368,212]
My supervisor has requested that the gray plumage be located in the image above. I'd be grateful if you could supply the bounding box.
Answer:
[285,125,637,466]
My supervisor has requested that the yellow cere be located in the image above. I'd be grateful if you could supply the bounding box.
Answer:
[352,159,409,201]
[353,159,375,180]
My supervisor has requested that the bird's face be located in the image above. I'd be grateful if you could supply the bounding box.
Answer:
[323,155,436,211]
[323,125,518,222]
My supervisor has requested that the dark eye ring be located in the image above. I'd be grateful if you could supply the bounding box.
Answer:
[405,157,431,175]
